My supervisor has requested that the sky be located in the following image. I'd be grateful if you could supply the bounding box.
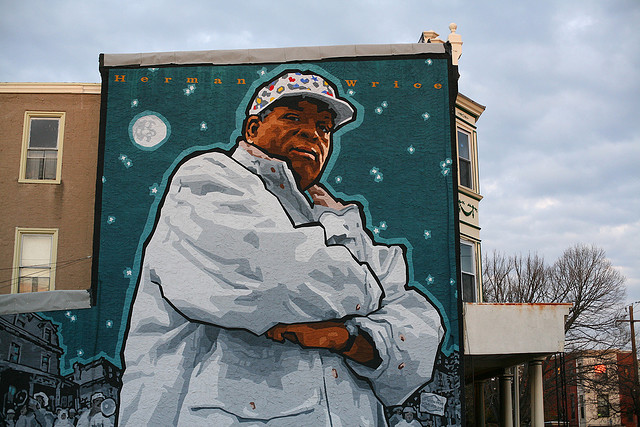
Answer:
[1,0,639,304]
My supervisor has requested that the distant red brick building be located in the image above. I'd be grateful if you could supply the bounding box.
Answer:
[544,351,638,427]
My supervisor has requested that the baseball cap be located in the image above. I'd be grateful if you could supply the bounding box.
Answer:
[248,70,356,129]
[91,392,105,402]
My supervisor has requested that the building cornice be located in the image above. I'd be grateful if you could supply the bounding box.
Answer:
[457,93,486,121]
[0,82,101,94]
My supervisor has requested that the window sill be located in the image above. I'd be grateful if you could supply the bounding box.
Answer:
[458,185,483,201]
[0,290,90,314]
[18,178,62,184]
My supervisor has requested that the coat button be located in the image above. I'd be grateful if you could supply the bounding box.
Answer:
[249,402,256,410]
[400,334,405,342]
[271,167,276,173]
[355,304,361,310]
[398,362,405,370]
[332,369,338,378]
[279,183,285,189]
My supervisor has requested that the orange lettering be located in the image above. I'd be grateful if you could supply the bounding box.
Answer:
[237,79,246,85]
[114,75,125,82]
[371,82,379,88]
[213,78,222,84]
[140,77,148,82]
[414,83,422,89]
[164,77,172,83]
[394,81,399,88]
[186,78,198,83]
[345,80,358,87]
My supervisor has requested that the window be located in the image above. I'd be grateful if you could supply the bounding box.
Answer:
[457,128,472,189]
[9,343,21,363]
[15,314,26,327]
[570,394,575,419]
[19,112,65,183]
[41,354,50,372]
[43,328,52,343]
[597,394,610,418]
[579,395,585,419]
[460,240,477,302]
[11,228,58,293]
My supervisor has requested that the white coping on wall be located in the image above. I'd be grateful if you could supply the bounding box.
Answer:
[0,83,101,94]
[102,43,446,67]
[463,303,572,356]
[0,290,91,315]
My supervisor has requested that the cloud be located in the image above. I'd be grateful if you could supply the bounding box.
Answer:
[2,0,639,303]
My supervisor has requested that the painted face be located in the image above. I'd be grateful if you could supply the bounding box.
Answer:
[246,99,334,190]
[92,398,103,410]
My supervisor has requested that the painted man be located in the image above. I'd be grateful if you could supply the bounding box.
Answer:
[118,69,444,426]
[77,393,113,427]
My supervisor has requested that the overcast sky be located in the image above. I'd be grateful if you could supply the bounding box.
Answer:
[2,0,639,305]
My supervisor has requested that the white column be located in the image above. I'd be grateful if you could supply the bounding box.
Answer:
[500,369,514,427]
[529,359,544,427]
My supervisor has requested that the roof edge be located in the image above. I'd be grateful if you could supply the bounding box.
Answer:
[0,82,101,94]
[102,43,446,68]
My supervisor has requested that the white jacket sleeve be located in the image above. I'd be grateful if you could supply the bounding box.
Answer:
[318,207,445,407]
[143,153,383,335]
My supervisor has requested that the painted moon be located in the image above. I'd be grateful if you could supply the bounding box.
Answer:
[130,112,170,149]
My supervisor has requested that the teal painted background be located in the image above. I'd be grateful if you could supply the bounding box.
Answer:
[48,57,459,384]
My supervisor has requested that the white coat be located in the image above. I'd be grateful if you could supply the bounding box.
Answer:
[118,142,444,426]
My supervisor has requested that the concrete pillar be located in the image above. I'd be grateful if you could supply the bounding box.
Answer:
[500,369,514,427]
[474,380,486,427]
[529,359,544,427]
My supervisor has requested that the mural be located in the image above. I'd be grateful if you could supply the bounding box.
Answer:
[1,50,462,426]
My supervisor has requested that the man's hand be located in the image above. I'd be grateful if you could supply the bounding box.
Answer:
[266,320,350,350]
[266,320,379,366]
[308,184,347,210]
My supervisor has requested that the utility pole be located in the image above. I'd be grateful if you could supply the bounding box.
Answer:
[631,306,639,389]
[617,305,640,423]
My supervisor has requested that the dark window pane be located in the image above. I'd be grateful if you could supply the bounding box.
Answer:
[460,158,472,188]
[597,394,609,417]
[462,273,476,302]
[29,119,59,148]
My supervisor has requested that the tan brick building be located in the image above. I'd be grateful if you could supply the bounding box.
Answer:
[0,83,100,313]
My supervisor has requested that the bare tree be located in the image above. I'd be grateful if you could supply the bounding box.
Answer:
[482,244,627,350]
[549,244,628,350]
[482,250,548,303]
[481,244,630,423]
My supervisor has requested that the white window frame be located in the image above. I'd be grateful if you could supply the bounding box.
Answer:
[19,111,66,184]
[11,228,59,294]
[456,127,474,190]
[460,239,479,302]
